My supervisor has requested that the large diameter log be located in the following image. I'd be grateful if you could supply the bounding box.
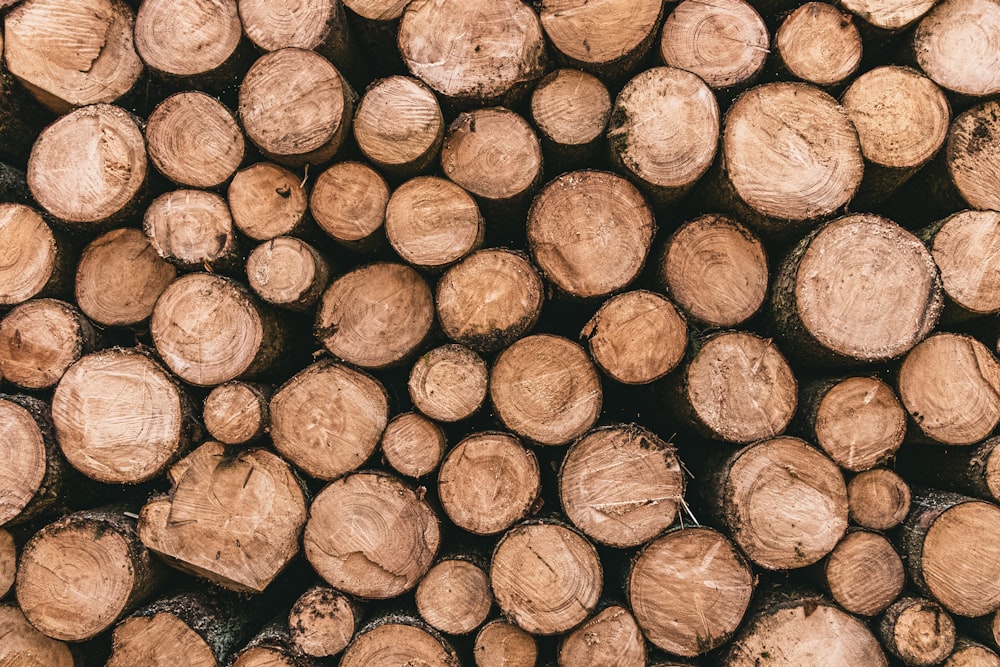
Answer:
[304,471,440,599]
[879,596,957,666]
[945,100,1000,211]
[380,412,446,479]
[0,204,69,307]
[474,620,537,667]
[914,0,1000,98]
[340,616,458,667]
[895,436,1000,503]
[629,526,755,656]
[847,468,912,530]
[16,509,164,642]
[408,344,487,422]
[228,163,309,242]
[246,237,331,312]
[143,190,240,272]
[416,557,492,636]
[288,585,359,659]
[529,69,611,173]
[557,605,646,667]
[527,170,654,299]
[3,0,142,112]
[398,0,546,107]
[238,0,354,72]
[923,210,1000,318]
[0,604,75,666]
[771,214,943,364]
[775,3,862,88]
[899,489,1000,617]
[818,529,905,616]
[490,520,602,635]
[0,299,95,390]
[138,441,307,593]
[309,161,389,251]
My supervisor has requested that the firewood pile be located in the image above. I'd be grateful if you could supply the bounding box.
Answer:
[2,0,1000,664]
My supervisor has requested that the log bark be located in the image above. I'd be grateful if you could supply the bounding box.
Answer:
[818,529,905,616]
[944,100,1000,212]
[339,615,459,667]
[474,620,537,667]
[309,161,389,252]
[0,529,14,598]
[0,299,95,390]
[529,69,611,174]
[847,468,912,530]
[894,436,1000,504]
[288,585,360,659]
[246,237,330,312]
[0,603,75,666]
[231,616,323,667]
[0,203,70,308]
[408,344,487,422]
[238,0,355,75]
[380,412,446,479]
[913,0,1000,98]
[228,163,309,242]
[922,210,1000,319]
[775,3,862,88]
[143,190,240,272]
[202,381,270,446]
[879,596,957,666]
[415,556,492,636]
[557,604,646,667]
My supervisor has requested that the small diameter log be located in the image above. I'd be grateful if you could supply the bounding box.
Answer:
[228,163,309,242]
[538,0,662,82]
[557,605,646,667]
[946,101,1000,212]
[899,333,1000,446]
[840,0,935,30]
[490,334,602,446]
[440,108,542,220]
[52,349,199,484]
[138,441,307,593]
[151,273,285,386]
[0,299,94,390]
[914,0,1000,98]
[437,432,540,536]
[714,82,863,230]
[146,92,244,189]
[490,520,602,636]
[673,331,798,444]
[202,381,270,446]
[231,616,322,667]
[380,412,446,479]
[288,585,359,659]
[17,509,163,642]
[0,529,14,597]
[608,67,718,207]
[800,376,906,472]
[659,214,768,328]
[559,423,685,548]
[895,436,1000,503]
[0,604,75,666]
[722,590,888,666]
[353,76,444,178]
[946,639,1000,667]
[819,530,905,616]
[246,237,330,312]
[315,262,433,369]
[270,360,388,480]
[879,596,957,666]
[580,290,687,385]
[924,211,1000,318]
[474,620,537,667]
[529,69,611,172]
[527,170,654,299]
[408,345,487,422]
[704,436,849,570]
[310,161,389,251]
[28,104,147,227]
[3,0,142,112]
[384,176,484,270]
[0,394,68,526]
[75,228,176,327]
[847,468,912,530]
[239,48,354,166]
[435,249,544,353]
[842,66,950,207]
[898,489,1000,617]
[629,526,755,657]
[143,190,239,272]
[238,0,354,72]
[775,3,862,88]
[416,557,492,636]
[340,616,458,667]
[398,0,546,106]
[771,214,943,364]
[0,203,67,307]
[304,471,440,599]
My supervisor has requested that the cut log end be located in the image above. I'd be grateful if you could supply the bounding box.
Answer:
[0,204,59,307]
[354,76,443,176]
[408,344,488,422]
[530,69,611,148]
[143,190,236,270]
[929,210,1000,316]
[0,299,92,390]
[848,468,911,530]
[841,0,935,29]
[558,605,646,667]
[0,604,75,667]
[310,161,389,249]
[109,612,218,667]
[340,619,458,667]
[915,0,1000,97]
[474,620,537,667]
[247,237,330,312]
[380,412,446,479]
[135,0,242,79]
[0,397,47,526]
[879,596,957,666]
[823,530,905,616]
[813,377,906,472]
[776,3,862,86]
[947,100,1000,212]
[228,162,309,241]
[416,558,492,635]
[202,381,269,446]
[288,586,359,658]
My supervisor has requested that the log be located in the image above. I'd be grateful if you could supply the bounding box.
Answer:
[270,359,388,480]
[474,620,537,667]
[0,603,75,666]
[408,344,488,422]
[894,436,1000,504]
[879,596,957,666]
[559,423,685,548]
[490,334,602,446]
[775,3,862,88]
[945,100,1000,212]
[228,163,309,242]
[143,190,240,272]
[415,556,492,636]
[288,585,359,659]
[847,468,912,530]
[231,616,322,667]
[840,0,936,30]
[529,69,611,174]
[202,381,270,446]
[309,161,389,251]
[0,529,14,598]
[380,412,446,479]
[339,616,458,667]
[914,0,1000,98]
[527,170,654,299]
[922,210,1000,319]
[138,441,308,593]
[0,299,95,390]
[238,0,355,74]
[629,526,755,656]
[437,431,540,536]
[818,529,905,616]
[0,203,69,308]
[557,604,646,667]
[246,237,331,312]
[946,638,1000,667]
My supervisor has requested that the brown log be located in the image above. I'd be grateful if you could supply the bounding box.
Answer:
[239,48,354,167]
[17,508,164,641]
[559,423,685,548]
[629,526,755,656]
[771,214,943,364]
[0,203,69,308]
[3,0,142,112]
[527,170,654,299]
[246,237,331,312]
[437,431,540,536]
[384,176,484,270]
[490,334,602,446]
[27,104,147,227]
[138,441,307,593]
[380,412,446,479]
[922,210,1000,319]
[0,603,75,666]
[202,381,270,446]
[0,529,14,598]
[818,529,904,616]
[580,290,687,385]
[945,100,1000,212]
[228,163,309,242]
[435,248,544,353]
[703,436,848,570]
[490,520,602,636]
[775,3,862,88]
[353,76,444,178]
[840,0,936,30]
[270,360,388,480]
[52,349,200,484]
[143,190,240,272]
[304,471,440,599]
[288,585,360,659]
[474,620,537,667]
[529,69,611,173]
[146,92,245,189]
[659,0,768,93]
[416,557,492,636]
[74,227,176,327]
[309,161,389,251]
[879,596,957,666]
[914,0,1000,98]
[557,604,646,667]
[894,436,1000,504]
[0,299,94,390]
[408,344,487,423]
[847,468,912,530]
[339,616,458,667]
[314,262,433,369]
[946,638,1000,667]
[231,616,322,667]
[238,0,355,73]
